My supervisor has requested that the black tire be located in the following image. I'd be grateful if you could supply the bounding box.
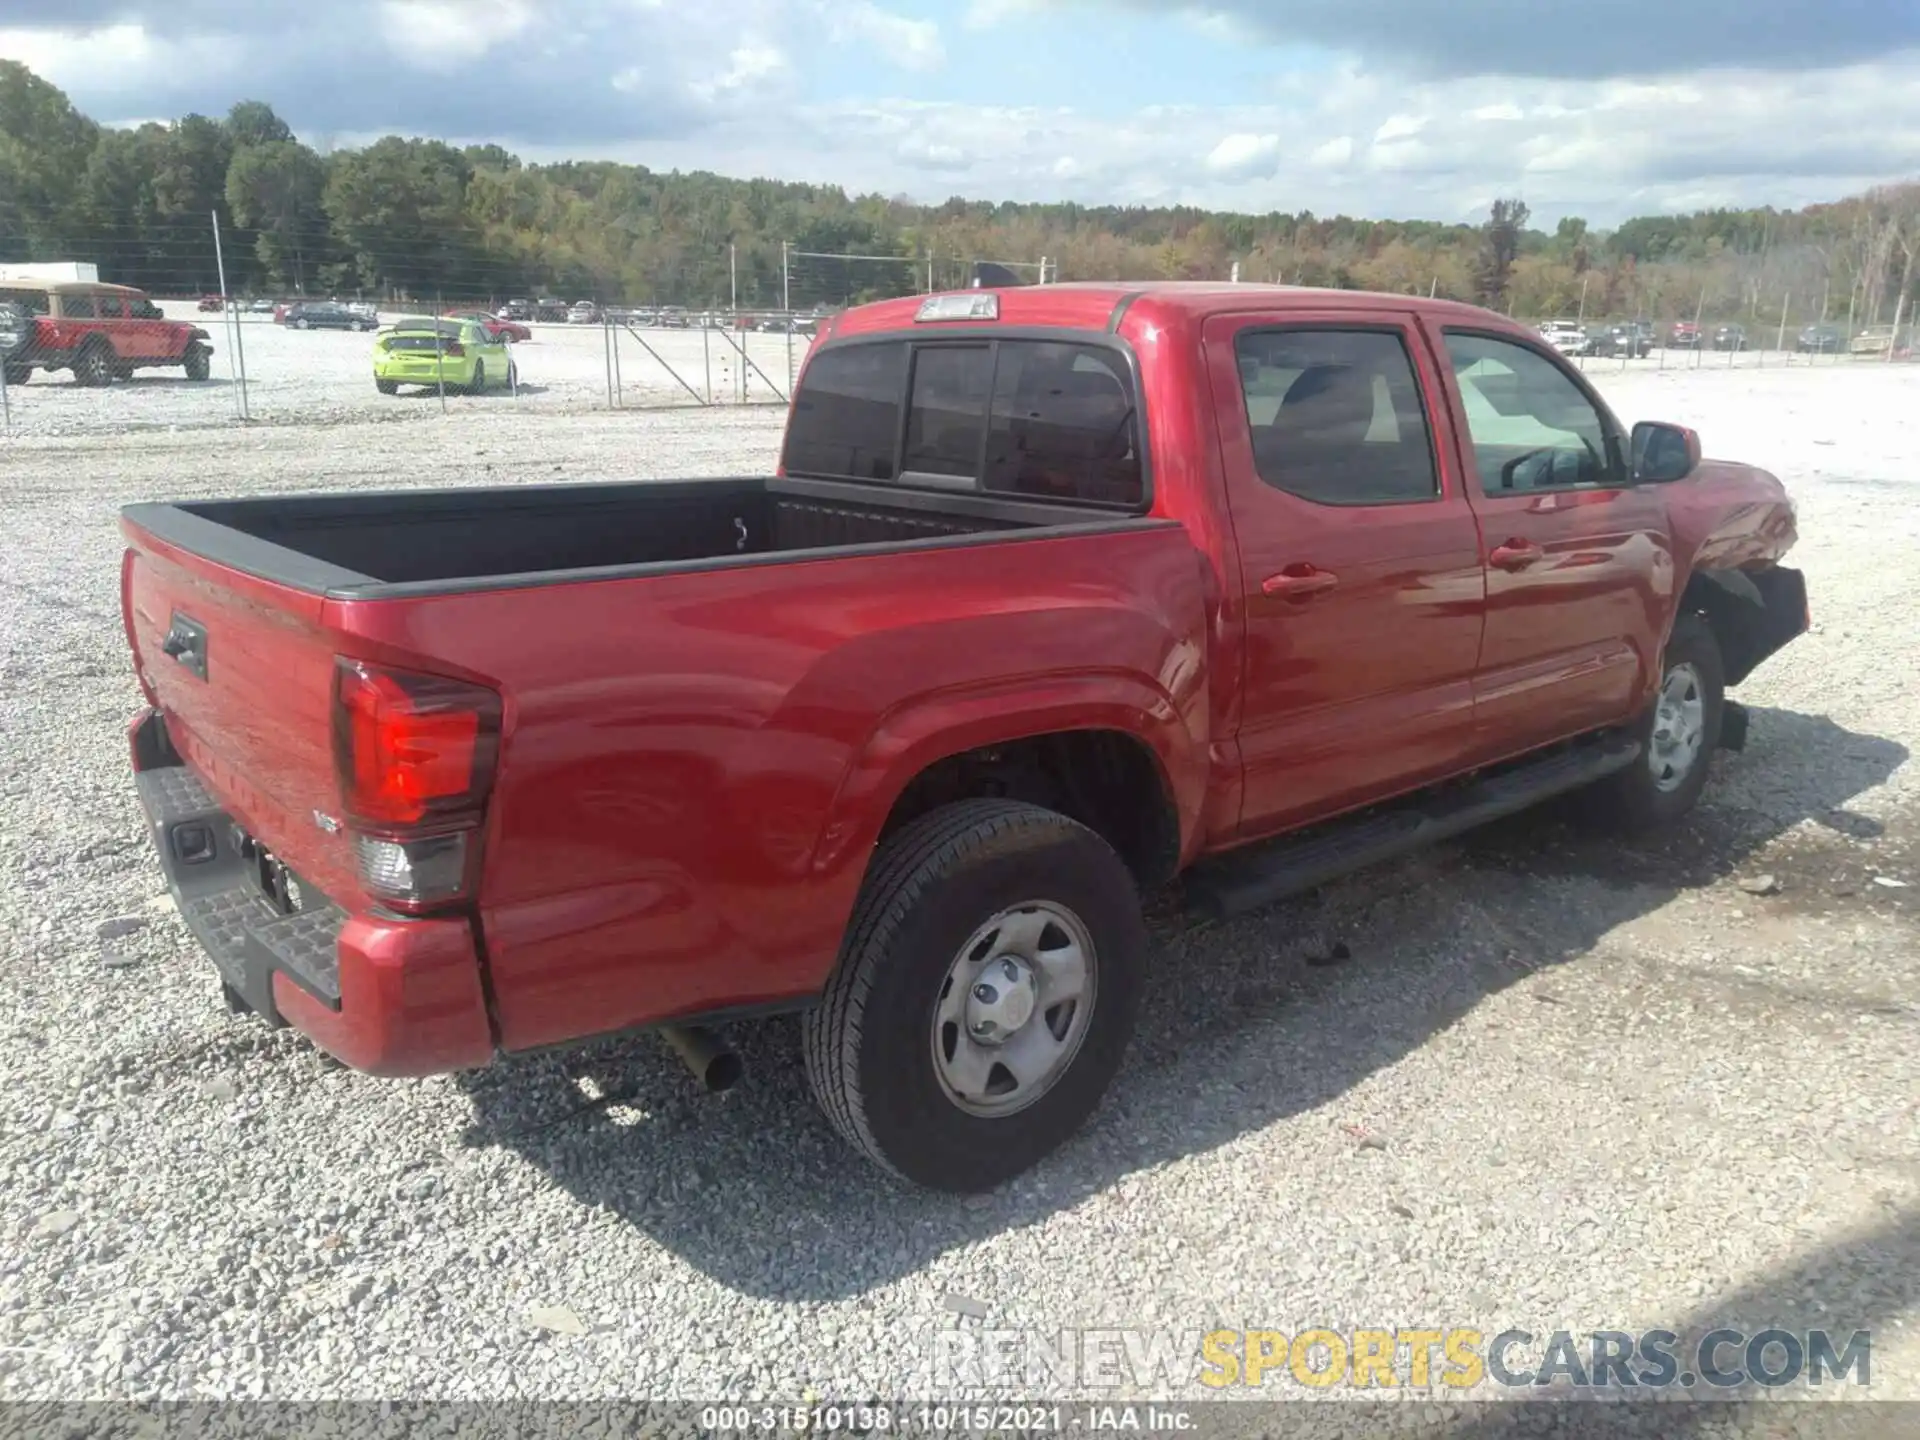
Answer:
[182,344,210,382]
[375,378,398,395]
[294,317,309,330]
[71,343,112,387]
[1581,613,1724,833]
[467,361,485,396]
[802,799,1145,1192]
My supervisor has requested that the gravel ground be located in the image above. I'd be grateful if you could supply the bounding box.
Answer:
[0,304,805,438]
[0,363,1916,1411]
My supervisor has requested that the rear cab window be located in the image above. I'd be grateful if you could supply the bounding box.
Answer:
[783,336,1144,509]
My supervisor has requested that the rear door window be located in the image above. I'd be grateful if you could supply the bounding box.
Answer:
[984,343,1141,505]
[59,294,98,320]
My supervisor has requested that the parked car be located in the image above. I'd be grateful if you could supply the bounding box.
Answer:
[0,280,211,386]
[197,295,224,313]
[371,317,516,395]
[568,301,600,325]
[1795,324,1846,354]
[1848,324,1911,357]
[247,298,277,315]
[1712,324,1748,351]
[118,284,1807,1191]
[535,298,568,322]
[1667,321,1703,349]
[445,309,531,343]
[285,302,377,332]
[497,299,535,322]
[1589,323,1653,359]
[1536,320,1586,356]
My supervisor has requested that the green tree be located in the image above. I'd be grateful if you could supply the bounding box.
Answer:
[323,137,475,294]
[226,100,293,149]
[0,59,100,259]
[1475,198,1531,308]
[227,141,327,289]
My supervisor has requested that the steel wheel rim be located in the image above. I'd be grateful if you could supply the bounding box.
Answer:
[1649,661,1705,793]
[931,901,1097,1118]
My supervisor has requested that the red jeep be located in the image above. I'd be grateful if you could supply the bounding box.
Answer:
[118,284,1806,1190]
[0,282,212,386]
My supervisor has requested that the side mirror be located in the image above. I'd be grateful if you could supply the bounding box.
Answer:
[1631,421,1701,483]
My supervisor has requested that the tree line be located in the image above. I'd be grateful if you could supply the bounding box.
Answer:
[3,59,1916,325]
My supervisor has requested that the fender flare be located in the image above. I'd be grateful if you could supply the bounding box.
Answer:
[807,670,1205,885]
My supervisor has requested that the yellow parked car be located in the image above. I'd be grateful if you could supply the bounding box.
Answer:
[372,317,516,395]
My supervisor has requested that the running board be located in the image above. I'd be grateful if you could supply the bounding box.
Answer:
[1185,734,1642,919]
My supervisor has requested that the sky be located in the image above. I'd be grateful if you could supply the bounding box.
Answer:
[4,0,1920,226]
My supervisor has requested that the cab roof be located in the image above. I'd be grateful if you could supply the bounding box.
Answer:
[825,280,1516,340]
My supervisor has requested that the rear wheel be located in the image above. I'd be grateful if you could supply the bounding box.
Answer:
[182,344,211,382]
[375,378,398,395]
[1580,612,1724,833]
[802,799,1145,1191]
[71,343,112,387]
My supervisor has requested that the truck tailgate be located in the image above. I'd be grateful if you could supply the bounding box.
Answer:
[122,528,363,910]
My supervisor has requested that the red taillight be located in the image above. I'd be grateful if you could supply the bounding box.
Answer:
[333,660,499,825]
[332,660,500,911]
[442,342,465,358]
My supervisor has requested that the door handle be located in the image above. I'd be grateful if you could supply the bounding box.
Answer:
[1489,540,1544,571]
[1262,567,1339,598]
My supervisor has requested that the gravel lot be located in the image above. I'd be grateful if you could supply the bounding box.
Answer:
[0,362,1916,1411]
[0,303,805,438]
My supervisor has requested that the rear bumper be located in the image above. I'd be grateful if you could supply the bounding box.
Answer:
[129,708,495,1077]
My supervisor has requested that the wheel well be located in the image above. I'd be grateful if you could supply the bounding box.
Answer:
[879,730,1181,890]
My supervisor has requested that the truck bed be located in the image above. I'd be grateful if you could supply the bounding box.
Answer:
[124,475,1138,597]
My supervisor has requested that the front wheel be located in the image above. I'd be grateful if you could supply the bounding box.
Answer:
[802,799,1145,1192]
[182,344,210,381]
[466,361,485,396]
[1581,613,1724,833]
[375,378,398,395]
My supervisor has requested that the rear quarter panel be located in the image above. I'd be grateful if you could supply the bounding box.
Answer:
[334,523,1212,1052]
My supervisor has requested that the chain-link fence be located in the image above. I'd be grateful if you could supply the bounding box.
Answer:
[0,215,1071,435]
[8,202,1912,441]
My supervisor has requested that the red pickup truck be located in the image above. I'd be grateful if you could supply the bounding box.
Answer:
[119,284,1806,1190]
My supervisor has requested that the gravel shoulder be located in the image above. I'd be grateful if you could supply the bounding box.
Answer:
[0,365,1916,1403]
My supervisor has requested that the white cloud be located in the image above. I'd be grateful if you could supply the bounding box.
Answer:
[686,42,788,101]
[827,1,944,71]
[1204,132,1281,181]
[378,0,536,66]
[1309,135,1353,167]
[1372,113,1428,145]
[0,22,244,91]
[964,0,1035,27]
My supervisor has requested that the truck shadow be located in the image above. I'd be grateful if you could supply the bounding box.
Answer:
[1427,1199,1919,1435]
[454,706,1908,1301]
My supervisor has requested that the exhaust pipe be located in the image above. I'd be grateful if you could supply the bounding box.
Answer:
[660,1024,743,1093]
